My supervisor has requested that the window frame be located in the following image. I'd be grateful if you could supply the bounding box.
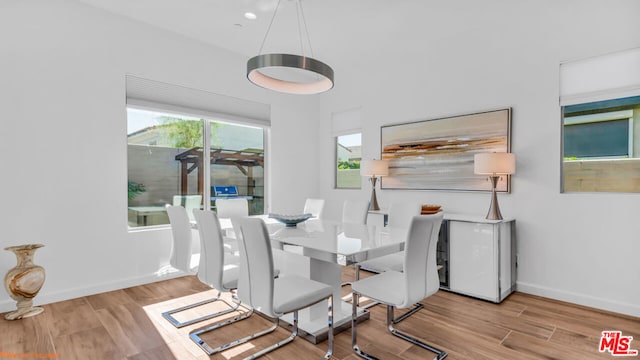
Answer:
[334,132,362,190]
[127,104,269,230]
[560,97,640,193]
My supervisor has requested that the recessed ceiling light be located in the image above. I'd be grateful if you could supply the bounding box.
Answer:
[244,12,257,20]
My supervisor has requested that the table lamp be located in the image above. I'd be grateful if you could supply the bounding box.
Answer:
[474,152,516,220]
[360,159,389,211]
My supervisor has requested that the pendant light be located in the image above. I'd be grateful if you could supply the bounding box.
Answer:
[247,0,334,95]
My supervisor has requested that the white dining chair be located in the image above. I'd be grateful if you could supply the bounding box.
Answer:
[356,201,421,276]
[214,197,248,252]
[186,209,255,354]
[354,201,423,322]
[172,194,202,221]
[166,205,199,273]
[232,217,334,359]
[303,198,325,219]
[215,197,249,219]
[163,209,245,328]
[340,199,370,288]
[163,205,202,327]
[351,213,447,360]
[342,199,369,225]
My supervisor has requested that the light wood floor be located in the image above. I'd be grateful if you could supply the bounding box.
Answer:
[1,270,638,360]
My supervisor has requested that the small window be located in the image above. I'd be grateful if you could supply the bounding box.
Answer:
[562,96,640,192]
[336,133,361,189]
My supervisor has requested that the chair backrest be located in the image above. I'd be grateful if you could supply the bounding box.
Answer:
[388,201,422,228]
[192,209,227,291]
[303,198,325,219]
[402,213,444,307]
[173,195,202,221]
[216,198,249,219]
[235,217,276,317]
[342,199,369,225]
[166,205,193,272]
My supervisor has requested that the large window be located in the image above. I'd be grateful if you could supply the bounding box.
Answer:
[336,133,361,189]
[127,107,266,228]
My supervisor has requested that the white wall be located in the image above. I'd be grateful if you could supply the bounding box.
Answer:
[0,0,320,311]
[318,0,640,316]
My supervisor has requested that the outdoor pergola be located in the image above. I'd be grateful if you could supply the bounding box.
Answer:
[174,147,264,197]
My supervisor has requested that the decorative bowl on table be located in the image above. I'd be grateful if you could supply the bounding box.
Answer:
[421,204,442,215]
[268,213,313,227]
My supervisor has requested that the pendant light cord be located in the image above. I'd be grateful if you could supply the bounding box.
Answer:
[258,0,314,58]
[298,0,314,59]
[258,0,282,55]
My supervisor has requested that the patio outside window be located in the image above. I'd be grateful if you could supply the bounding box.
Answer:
[127,107,265,228]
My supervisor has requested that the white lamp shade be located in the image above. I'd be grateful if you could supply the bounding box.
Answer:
[360,159,389,177]
[474,153,516,175]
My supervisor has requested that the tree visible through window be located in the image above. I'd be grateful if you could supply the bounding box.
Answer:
[336,133,361,189]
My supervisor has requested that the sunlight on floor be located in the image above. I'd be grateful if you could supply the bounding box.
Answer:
[142,289,257,359]
[221,343,256,359]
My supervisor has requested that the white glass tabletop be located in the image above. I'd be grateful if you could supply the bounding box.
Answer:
[263,217,407,266]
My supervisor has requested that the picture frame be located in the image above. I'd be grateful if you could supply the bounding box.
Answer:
[381,108,512,192]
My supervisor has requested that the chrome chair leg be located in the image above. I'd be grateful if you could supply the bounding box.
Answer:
[324,295,334,360]
[189,306,266,356]
[386,305,448,360]
[192,295,334,360]
[392,303,424,324]
[352,292,378,360]
[352,291,446,360]
[162,290,241,328]
[243,295,334,360]
[243,316,296,360]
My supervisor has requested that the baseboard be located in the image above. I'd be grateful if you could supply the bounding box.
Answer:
[0,270,187,313]
[517,281,640,318]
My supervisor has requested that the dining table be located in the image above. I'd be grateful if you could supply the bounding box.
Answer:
[218,215,409,344]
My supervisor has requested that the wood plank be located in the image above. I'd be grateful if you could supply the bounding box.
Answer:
[127,341,201,360]
[86,289,136,311]
[122,282,176,307]
[95,302,169,357]
[43,297,103,338]
[549,327,614,358]
[501,330,611,359]
[424,294,555,340]
[53,326,126,360]
[510,293,640,338]
[0,312,55,355]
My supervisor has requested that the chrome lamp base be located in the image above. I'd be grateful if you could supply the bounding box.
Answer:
[485,176,503,220]
[368,177,380,211]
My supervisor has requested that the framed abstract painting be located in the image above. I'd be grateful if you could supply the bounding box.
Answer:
[381,108,512,192]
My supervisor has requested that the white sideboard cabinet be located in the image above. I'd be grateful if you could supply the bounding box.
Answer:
[366,210,516,303]
[442,214,516,303]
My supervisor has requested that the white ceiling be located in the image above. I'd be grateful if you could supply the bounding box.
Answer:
[75,1,361,53]
[73,0,455,66]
